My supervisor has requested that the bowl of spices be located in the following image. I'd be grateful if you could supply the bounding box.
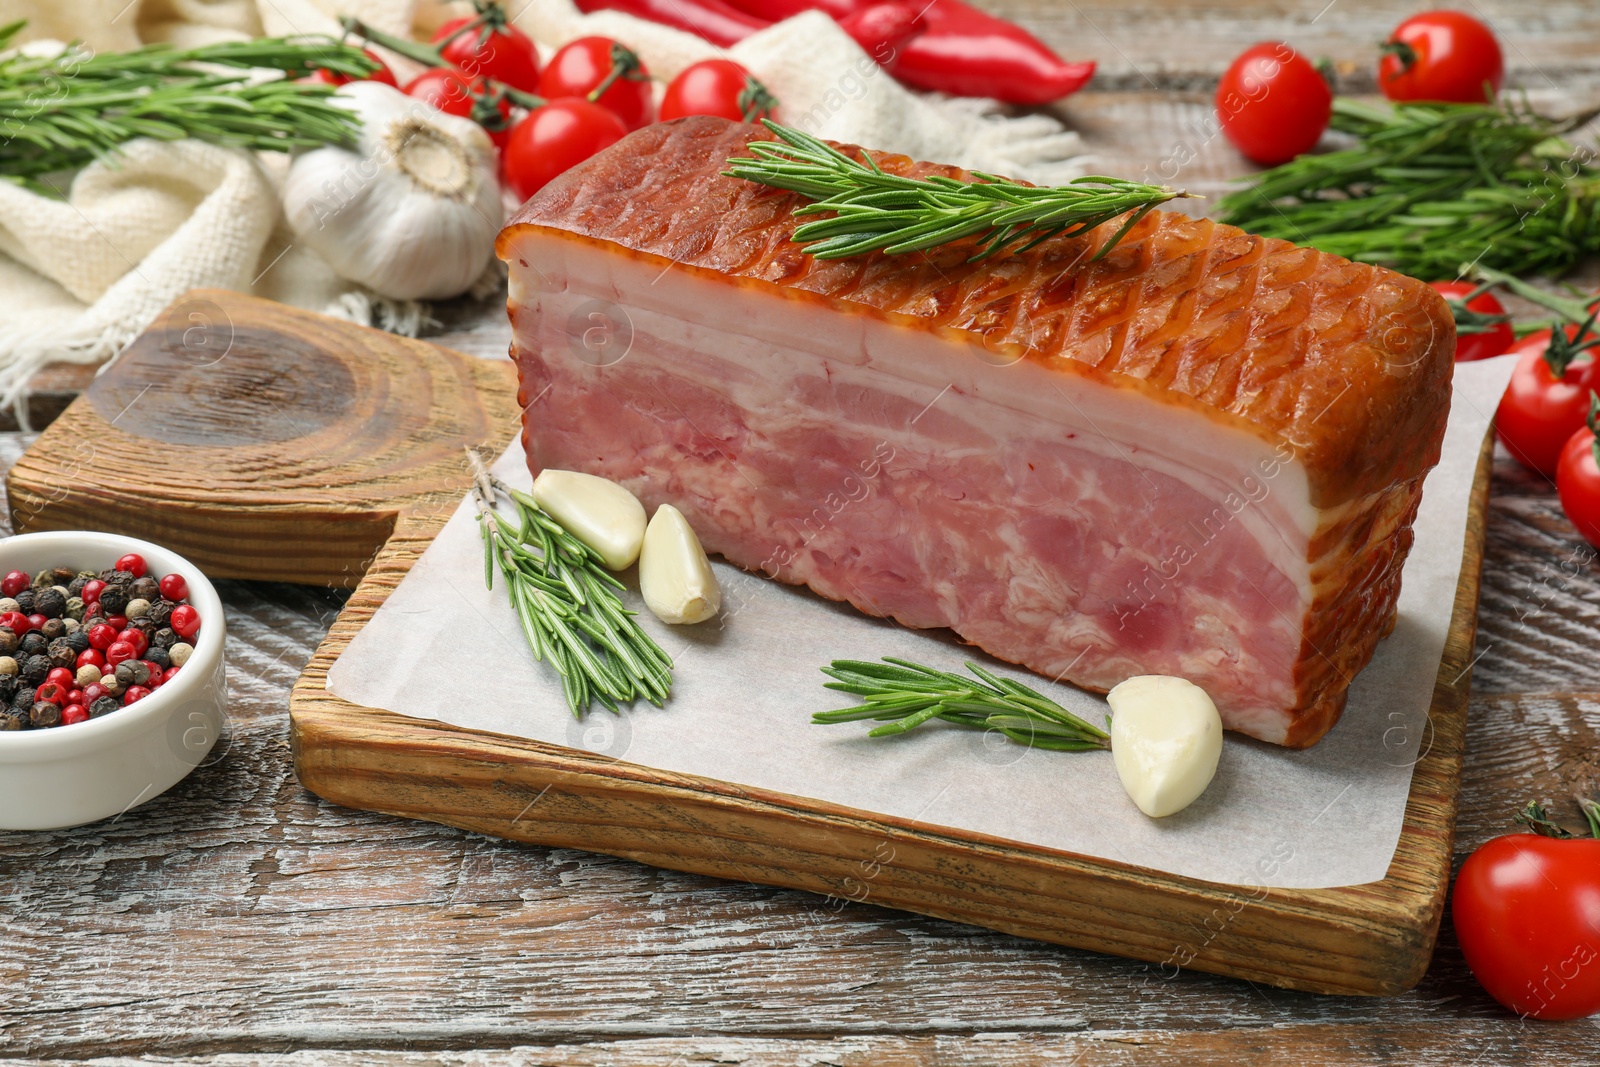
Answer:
[0,531,226,830]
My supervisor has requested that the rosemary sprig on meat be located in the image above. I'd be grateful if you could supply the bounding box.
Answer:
[0,21,372,186]
[1217,97,1600,278]
[470,453,673,717]
[725,120,1192,262]
[815,657,1110,751]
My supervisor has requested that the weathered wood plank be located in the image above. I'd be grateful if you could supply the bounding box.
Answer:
[1,1020,1598,1067]
[0,437,1593,1053]
[7,0,1600,1055]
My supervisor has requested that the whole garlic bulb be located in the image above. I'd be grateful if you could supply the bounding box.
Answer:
[283,81,500,301]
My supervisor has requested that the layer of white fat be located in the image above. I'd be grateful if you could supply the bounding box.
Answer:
[506,229,1321,617]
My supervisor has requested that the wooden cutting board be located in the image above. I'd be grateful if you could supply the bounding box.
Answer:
[7,289,1489,998]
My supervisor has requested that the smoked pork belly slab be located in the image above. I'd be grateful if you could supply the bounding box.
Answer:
[497,116,1455,749]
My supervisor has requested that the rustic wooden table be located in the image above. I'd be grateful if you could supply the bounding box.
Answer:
[5,1,1600,1061]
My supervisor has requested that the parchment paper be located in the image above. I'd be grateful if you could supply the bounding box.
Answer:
[328,356,1517,889]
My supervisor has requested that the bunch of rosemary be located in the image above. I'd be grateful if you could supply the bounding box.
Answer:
[1217,97,1600,278]
[0,20,373,187]
[726,120,1191,262]
[816,658,1110,752]
[470,456,673,717]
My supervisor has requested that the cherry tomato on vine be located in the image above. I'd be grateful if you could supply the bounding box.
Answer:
[539,37,654,131]
[1496,326,1600,477]
[501,98,628,202]
[312,48,397,88]
[404,69,514,147]
[1453,809,1600,1019]
[1558,405,1600,550]
[1429,281,1513,362]
[1380,10,1503,104]
[432,15,542,94]
[1215,42,1331,167]
[660,60,779,124]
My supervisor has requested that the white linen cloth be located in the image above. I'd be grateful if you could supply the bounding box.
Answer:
[0,0,1085,413]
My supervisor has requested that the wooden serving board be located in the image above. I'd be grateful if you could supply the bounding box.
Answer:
[8,290,1489,998]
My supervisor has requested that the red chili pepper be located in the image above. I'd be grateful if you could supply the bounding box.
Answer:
[723,0,869,18]
[892,0,1094,104]
[837,2,925,63]
[574,0,769,47]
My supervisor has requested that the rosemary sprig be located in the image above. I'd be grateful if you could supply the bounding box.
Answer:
[724,120,1192,262]
[469,454,673,718]
[0,21,372,186]
[1217,97,1600,278]
[815,657,1110,752]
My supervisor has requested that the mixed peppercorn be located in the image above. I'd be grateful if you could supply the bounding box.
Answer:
[0,553,202,731]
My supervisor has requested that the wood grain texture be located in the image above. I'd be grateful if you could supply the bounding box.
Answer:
[286,436,1492,999]
[6,0,1600,1057]
[1,445,1595,1060]
[5,290,520,589]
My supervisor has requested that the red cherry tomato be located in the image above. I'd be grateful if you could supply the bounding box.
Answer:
[660,60,779,124]
[312,48,398,88]
[501,98,628,202]
[405,67,477,119]
[404,69,514,147]
[1215,42,1331,167]
[1558,414,1600,550]
[1495,327,1600,476]
[1380,10,1503,104]
[1453,829,1600,1019]
[1429,281,1513,362]
[432,16,542,94]
[539,37,654,131]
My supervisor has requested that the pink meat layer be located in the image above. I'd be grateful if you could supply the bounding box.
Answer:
[514,314,1307,726]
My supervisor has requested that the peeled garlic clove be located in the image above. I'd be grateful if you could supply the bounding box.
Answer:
[531,469,646,571]
[1108,675,1223,818]
[639,505,721,625]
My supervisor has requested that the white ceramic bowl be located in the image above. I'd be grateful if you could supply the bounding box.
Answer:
[0,532,227,830]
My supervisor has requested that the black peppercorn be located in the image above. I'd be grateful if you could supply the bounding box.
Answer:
[152,627,178,650]
[34,588,65,619]
[130,576,159,601]
[115,660,152,688]
[0,630,15,656]
[19,654,49,686]
[98,586,130,615]
[39,618,66,641]
[10,684,32,710]
[89,695,119,719]
[0,675,15,702]
[67,576,87,597]
[46,639,77,669]
[146,600,174,628]
[145,647,171,671]
[19,632,46,657]
[13,588,35,614]
[127,616,156,637]
[0,708,23,730]
[64,630,89,654]
[29,701,61,728]
[97,567,121,583]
